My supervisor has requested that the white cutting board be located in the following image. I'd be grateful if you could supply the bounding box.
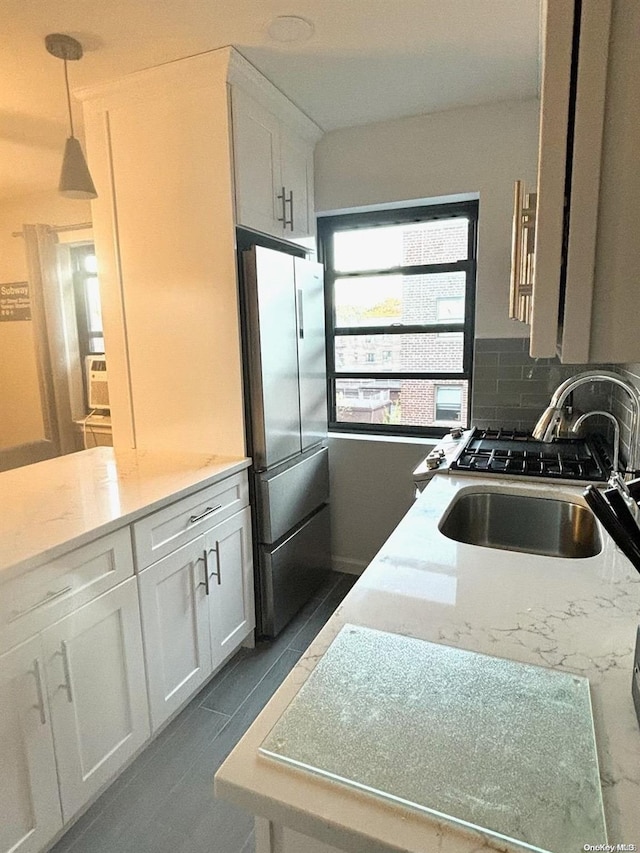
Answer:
[260,624,606,853]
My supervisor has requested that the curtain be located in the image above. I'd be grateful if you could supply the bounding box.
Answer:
[23,224,78,455]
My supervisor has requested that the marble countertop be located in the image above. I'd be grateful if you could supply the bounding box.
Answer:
[0,447,250,580]
[215,472,640,853]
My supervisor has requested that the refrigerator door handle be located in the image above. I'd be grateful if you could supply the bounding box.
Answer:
[297,288,304,339]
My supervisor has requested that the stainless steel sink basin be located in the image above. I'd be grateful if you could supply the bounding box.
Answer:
[439,490,602,558]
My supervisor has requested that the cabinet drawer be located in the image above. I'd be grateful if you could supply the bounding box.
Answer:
[0,528,134,652]
[132,472,249,570]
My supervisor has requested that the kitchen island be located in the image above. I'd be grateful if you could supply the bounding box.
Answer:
[0,447,254,853]
[215,472,640,853]
[0,445,250,579]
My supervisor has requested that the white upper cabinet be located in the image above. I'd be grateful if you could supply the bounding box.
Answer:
[80,48,321,455]
[231,82,318,243]
[511,0,639,363]
[232,87,283,238]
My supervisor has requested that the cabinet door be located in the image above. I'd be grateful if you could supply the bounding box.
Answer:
[280,129,314,240]
[0,637,62,853]
[206,508,254,669]
[232,86,283,237]
[42,577,150,821]
[138,538,213,731]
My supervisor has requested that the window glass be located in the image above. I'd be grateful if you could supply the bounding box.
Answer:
[86,275,103,335]
[334,333,464,373]
[336,379,469,429]
[334,272,466,328]
[333,217,469,273]
[83,253,98,274]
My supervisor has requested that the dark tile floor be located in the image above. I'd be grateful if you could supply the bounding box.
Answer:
[50,571,357,853]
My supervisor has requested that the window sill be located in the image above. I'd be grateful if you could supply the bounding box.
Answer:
[328,431,437,448]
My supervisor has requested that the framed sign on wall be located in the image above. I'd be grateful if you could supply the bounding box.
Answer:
[0,281,31,321]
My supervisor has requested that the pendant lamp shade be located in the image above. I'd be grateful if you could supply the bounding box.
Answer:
[59,136,97,199]
[45,33,98,200]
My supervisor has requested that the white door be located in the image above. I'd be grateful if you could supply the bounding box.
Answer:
[0,636,63,853]
[138,537,213,731]
[232,86,283,237]
[206,508,254,669]
[42,578,150,821]
[280,129,314,240]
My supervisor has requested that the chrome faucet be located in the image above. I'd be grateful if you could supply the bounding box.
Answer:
[532,370,640,475]
[571,410,620,474]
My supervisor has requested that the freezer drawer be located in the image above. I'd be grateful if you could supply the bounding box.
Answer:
[256,446,329,544]
[259,504,331,637]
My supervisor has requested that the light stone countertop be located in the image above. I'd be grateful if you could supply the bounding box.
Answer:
[0,446,250,580]
[215,472,640,853]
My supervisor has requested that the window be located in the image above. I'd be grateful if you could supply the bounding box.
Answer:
[319,201,477,436]
[71,244,104,358]
[435,385,463,423]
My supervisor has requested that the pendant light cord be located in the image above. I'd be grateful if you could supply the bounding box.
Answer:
[63,57,75,138]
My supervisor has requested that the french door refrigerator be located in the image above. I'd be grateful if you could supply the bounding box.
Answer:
[240,242,331,637]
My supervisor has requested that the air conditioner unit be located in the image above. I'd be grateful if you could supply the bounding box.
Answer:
[85,355,110,411]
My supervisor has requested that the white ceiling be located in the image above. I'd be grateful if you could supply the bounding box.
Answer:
[0,0,541,202]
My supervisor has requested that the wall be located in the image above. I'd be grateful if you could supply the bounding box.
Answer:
[0,191,91,450]
[316,98,541,572]
[315,97,539,340]
[328,434,436,573]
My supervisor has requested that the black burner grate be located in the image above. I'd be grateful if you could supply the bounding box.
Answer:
[450,428,609,482]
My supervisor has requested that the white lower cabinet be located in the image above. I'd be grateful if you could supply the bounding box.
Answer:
[139,538,213,730]
[1,471,254,852]
[42,577,150,821]
[140,506,255,731]
[0,637,62,853]
[207,507,254,668]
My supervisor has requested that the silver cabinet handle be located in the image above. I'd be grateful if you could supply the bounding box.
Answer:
[31,658,47,725]
[200,551,210,596]
[297,288,304,339]
[285,189,294,230]
[189,504,222,525]
[8,585,73,623]
[276,186,287,224]
[208,546,221,586]
[196,554,208,595]
[509,179,536,324]
[59,641,73,703]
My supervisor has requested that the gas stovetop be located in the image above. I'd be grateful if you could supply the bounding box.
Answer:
[449,428,610,482]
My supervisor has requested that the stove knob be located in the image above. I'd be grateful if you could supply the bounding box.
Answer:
[449,427,464,439]
[426,456,441,470]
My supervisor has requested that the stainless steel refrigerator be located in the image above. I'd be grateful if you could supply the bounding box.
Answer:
[240,242,331,637]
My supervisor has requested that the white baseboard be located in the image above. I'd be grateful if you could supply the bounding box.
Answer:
[331,555,368,575]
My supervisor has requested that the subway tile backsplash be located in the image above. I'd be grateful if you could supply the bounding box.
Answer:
[613,363,640,470]
[471,338,613,435]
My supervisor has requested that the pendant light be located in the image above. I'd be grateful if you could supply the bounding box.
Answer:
[45,33,97,200]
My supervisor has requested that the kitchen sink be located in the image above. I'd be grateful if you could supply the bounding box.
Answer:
[439,490,602,558]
